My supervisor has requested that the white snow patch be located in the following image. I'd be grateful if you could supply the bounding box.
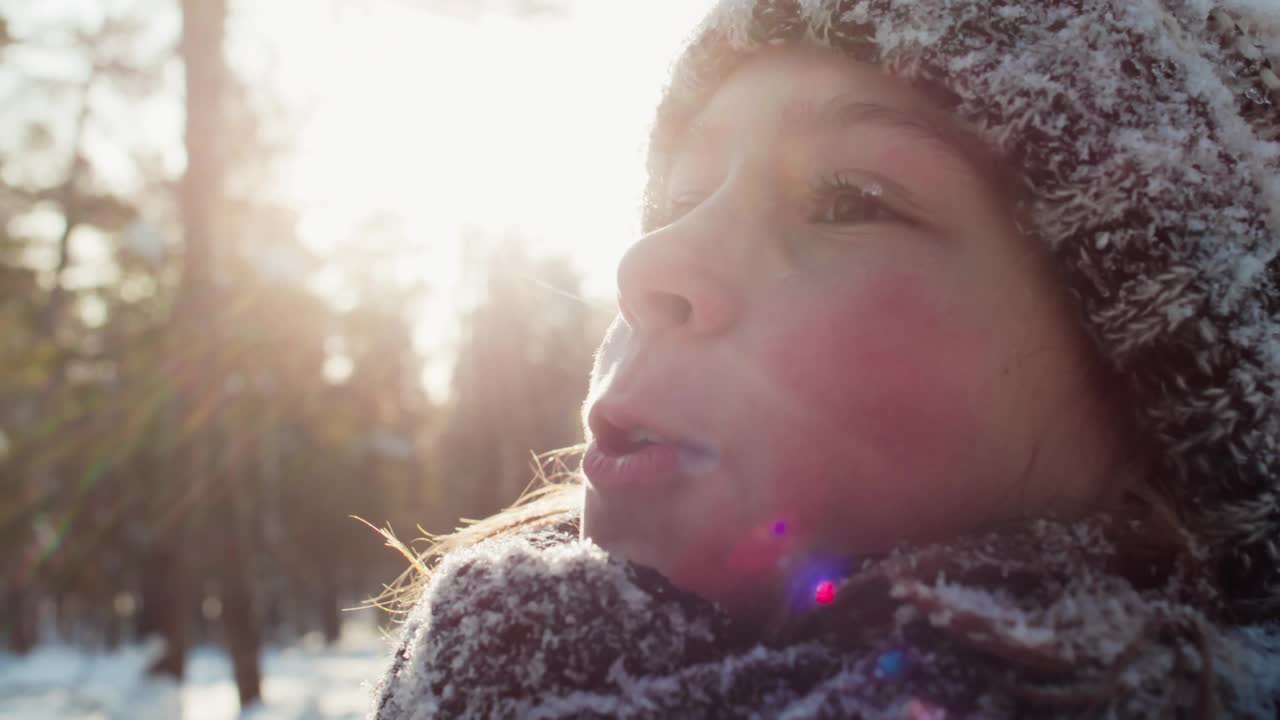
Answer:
[0,616,387,720]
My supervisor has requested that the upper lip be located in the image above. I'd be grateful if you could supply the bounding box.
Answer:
[587,398,696,457]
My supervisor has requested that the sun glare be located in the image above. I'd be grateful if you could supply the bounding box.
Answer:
[231,1,712,395]
[245,1,711,293]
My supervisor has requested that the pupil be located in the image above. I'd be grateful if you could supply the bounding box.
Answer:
[835,194,866,221]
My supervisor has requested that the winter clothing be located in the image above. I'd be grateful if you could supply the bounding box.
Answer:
[371,1,1280,717]
[641,0,1280,619]
[370,520,1280,718]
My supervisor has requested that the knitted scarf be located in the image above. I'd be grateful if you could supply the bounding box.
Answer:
[370,513,1280,719]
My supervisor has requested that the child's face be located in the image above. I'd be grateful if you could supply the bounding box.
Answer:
[581,50,1131,620]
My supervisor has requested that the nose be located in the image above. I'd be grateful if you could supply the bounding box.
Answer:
[615,224,740,337]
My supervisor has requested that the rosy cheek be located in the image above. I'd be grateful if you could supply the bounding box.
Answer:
[770,273,939,394]
[758,271,991,499]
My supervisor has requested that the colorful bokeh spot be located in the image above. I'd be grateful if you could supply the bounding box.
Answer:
[772,520,787,536]
[784,552,853,613]
[814,580,836,604]
[876,648,905,678]
[905,697,946,720]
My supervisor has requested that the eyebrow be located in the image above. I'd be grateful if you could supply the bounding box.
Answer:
[795,97,964,148]
[678,96,993,182]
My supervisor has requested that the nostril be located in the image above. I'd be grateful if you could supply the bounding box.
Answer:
[648,292,692,327]
[589,409,630,456]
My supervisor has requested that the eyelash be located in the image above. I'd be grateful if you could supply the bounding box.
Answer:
[807,172,907,226]
[657,172,908,229]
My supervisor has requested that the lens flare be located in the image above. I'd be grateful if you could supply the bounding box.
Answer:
[783,551,853,613]
[875,648,905,678]
[905,698,947,720]
[814,580,836,604]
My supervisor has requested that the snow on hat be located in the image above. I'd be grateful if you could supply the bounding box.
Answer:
[642,0,1280,618]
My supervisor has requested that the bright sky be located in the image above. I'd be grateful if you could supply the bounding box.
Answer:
[1,0,714,395]
[232,0,713,393]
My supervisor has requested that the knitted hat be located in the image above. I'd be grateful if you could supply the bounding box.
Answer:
[642,0,1280,619]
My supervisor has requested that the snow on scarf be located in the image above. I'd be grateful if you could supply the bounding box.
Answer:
[369,515,1280,719]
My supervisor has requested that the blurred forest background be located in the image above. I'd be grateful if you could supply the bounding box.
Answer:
[0,0,627,711]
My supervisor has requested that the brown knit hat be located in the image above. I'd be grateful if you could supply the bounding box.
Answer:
[642,0,1280,620]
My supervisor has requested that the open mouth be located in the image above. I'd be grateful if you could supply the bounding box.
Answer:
[583,403,715,490]
[590,412,666,457]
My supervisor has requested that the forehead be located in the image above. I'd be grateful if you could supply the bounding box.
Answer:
[703,49,929,122]
[666,47,1012,204]
[679,50,938,154]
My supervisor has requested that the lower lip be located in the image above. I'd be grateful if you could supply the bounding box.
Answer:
[583,441,684,491]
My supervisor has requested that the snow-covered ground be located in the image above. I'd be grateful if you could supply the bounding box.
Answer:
[0,614,392,720]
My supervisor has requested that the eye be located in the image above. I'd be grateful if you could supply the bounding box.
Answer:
[807,173,905,226]
[813,192,893,224]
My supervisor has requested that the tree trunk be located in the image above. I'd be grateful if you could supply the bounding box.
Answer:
[320,564,342,645]
[179,0,263,705]
[141,0,231,686]
[140,544,188,678]
[217,429,262,705]
[221,535,262,705]
[3,460,39,654]
[3,580,38,654]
